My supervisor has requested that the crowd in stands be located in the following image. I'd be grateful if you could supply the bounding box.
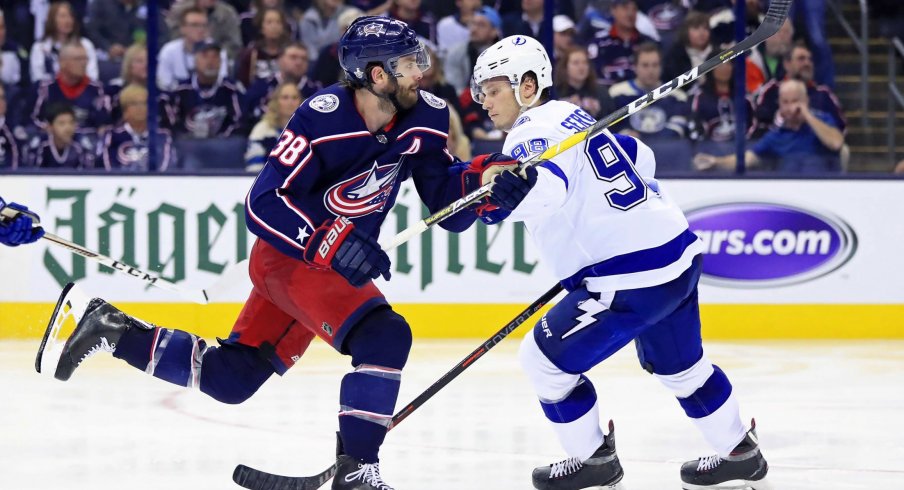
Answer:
[0,0,852,173]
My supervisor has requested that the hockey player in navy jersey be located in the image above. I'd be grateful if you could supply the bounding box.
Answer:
[464,36,770,490]
[39,17,498,490]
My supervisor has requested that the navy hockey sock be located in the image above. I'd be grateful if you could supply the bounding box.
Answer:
[114,326,274,404]
[338,307,411,463]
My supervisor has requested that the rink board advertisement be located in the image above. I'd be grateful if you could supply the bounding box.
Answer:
[0,175,902,339]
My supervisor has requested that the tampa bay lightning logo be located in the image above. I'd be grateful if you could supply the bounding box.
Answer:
[325,161,402,217]
[512,36,527,46]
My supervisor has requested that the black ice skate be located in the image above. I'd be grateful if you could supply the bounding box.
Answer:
[680,419,771,490]
[532,420,625,490]
[332,433,396,490]
[35,282,150,381]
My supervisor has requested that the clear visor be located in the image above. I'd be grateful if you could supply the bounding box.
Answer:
[388,43,431,79]
[470,75,516,104]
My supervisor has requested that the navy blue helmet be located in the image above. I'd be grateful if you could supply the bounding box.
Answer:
[339,16,431,87]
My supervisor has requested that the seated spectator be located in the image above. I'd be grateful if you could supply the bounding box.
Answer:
[662,11,711,93]
[751,42,844,138]
[389,0,437,46]
[753,18,793,86]
[554,46,615,120]
[241,0,296,46]
[245,42,321,122]
[689,51,753,156]
[502,0,547,40]
[418,46,458,110]
[163,41,244,139]
[694,79,844,173]
[86,0,167,63]
[552,15,577,60]
[311,7,364,88]
[444,6,501,93]
[587,0,658,86]
[0,11,30,88]
[157,7,229,90]
[32,43,110,135]
[0,85,25,170]
[609,42,690,140]
[235,7,291,86]
[168,0,242,60]
[435,0,481,60]
[298,0,350,64]
[245,81,301,172]
[102,84,175,171]
[27,104,95,169]
[106,44,149,121]
[30,2,100,82]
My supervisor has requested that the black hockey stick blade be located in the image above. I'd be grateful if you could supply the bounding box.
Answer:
[233,463,337,490]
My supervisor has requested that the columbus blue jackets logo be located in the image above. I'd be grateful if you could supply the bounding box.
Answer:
[325,161,402,217]
[361,23,386,36]
[117,142,149,167]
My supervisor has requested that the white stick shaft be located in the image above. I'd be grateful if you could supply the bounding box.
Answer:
[42,232,210,304]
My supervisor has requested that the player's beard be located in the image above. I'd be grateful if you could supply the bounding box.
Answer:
[391,79,420,110]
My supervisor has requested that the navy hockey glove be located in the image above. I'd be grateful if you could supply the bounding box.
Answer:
[0,201,45,247]
[487,166,538,211]
[461,152,520,217]
[303,217,391,287]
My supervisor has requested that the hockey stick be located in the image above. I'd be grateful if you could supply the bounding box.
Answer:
[0,204,248,304]
[378,0,792,252]
[232,283,566,490]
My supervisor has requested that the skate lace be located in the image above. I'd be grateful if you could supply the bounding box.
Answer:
[697,455,722,472]
[345,462,394,490]
[549,457,583,478]
[80,337,116,363]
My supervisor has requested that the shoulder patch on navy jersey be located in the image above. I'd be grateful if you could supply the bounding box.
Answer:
[419,90,446,109]
[512,115,530,129]
[309,94,340,113]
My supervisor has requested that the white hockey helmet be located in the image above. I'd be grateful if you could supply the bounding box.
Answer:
[470,35,552,108]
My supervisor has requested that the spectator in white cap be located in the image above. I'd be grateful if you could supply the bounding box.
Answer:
[552,14,576,60]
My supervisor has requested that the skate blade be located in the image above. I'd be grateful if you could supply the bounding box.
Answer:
[682,477,772,490]
[583,479,627,490]
[35,282,92,375]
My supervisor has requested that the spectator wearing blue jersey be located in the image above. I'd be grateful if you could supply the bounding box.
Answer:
[389,0,437,46]
[164,40,244,139]
[501,0,547,40]
[694,79,844,173]
[689,52,753,157]
[27,104,95,169]
[586,0,658,86]
[246,42,322,123]
[244,81,301,172]
[102,84,175,171]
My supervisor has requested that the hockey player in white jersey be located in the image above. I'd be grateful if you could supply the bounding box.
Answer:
[462,36,771,490]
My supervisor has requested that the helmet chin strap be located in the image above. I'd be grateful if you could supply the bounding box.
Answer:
[513,78,542,110]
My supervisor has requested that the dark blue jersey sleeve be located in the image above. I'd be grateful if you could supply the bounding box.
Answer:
[410,149,479,233]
